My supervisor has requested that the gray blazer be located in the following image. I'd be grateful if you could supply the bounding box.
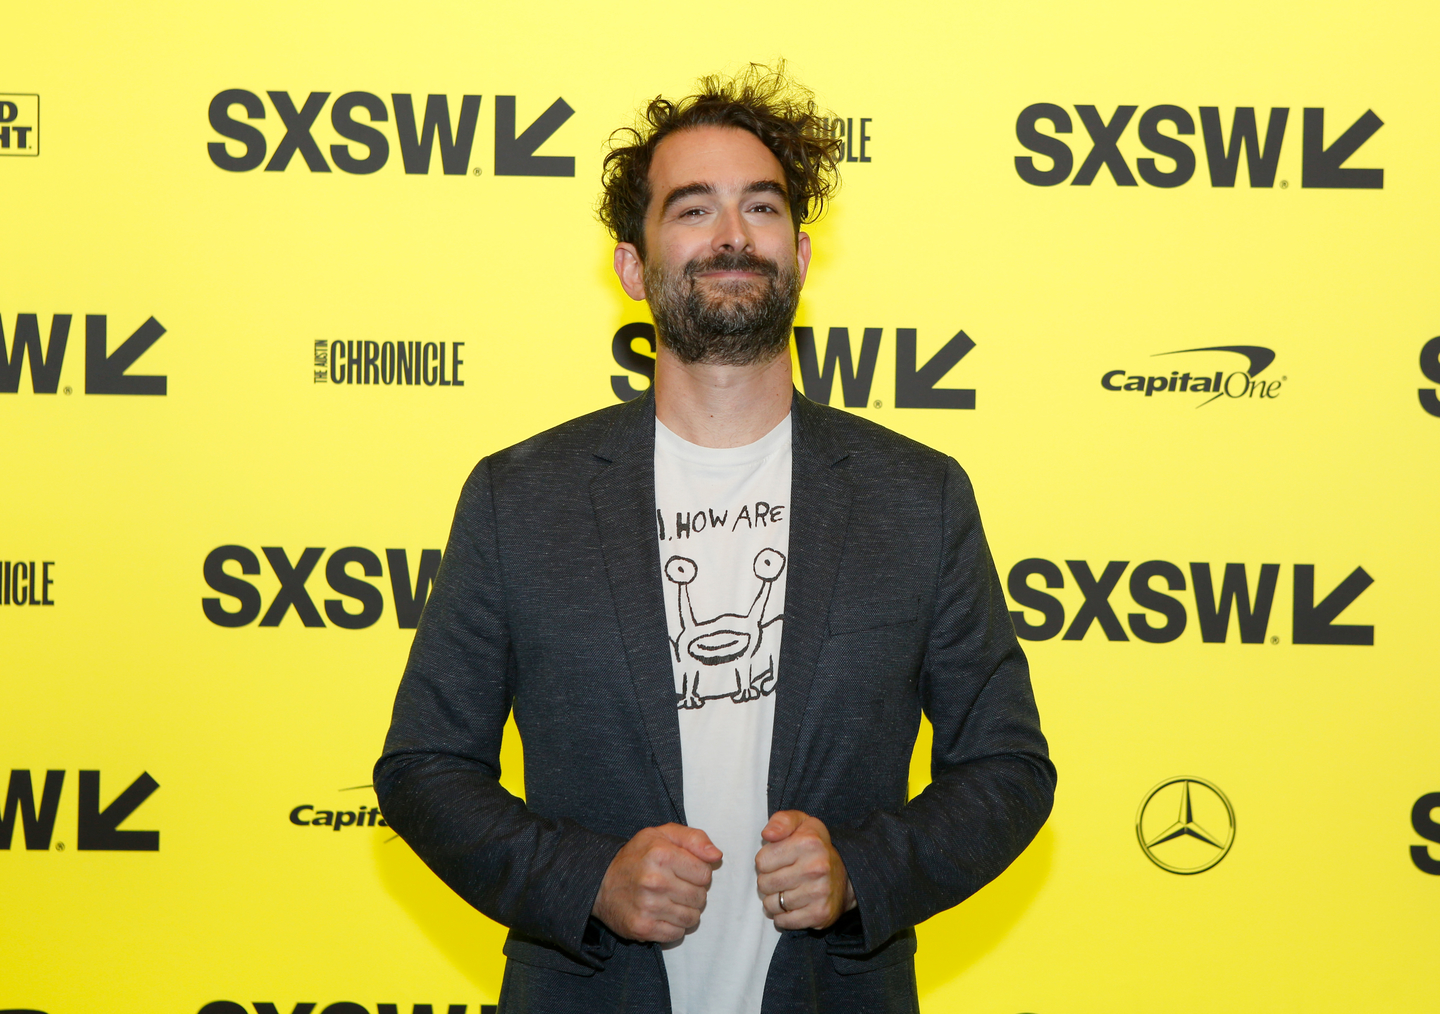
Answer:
[375,389,1054,1013]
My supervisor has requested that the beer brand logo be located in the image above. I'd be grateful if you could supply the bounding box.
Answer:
[0,94,38,156]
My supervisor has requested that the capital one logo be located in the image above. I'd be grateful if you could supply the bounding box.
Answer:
[208,90,573,176]
[1015,104,1382,188]
[1102,346,1285,406]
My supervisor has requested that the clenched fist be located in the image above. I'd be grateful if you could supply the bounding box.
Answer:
[592,823,722,943]
[755,810,856,930]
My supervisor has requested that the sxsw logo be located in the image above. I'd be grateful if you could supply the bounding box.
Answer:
[2,769,159,851]
[1007,559,1373,644]
[0,94,39,155]
[611,322,976,409]
[1412,792,1440,874]
[208,90,573,176]
[202,545,442,629]
[1015,104,1382,188]
[198,1003,493,1014]
[1420,336,1440,417]
[1,314,167,395]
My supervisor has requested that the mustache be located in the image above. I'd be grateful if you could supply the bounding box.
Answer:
[683,251,780,280]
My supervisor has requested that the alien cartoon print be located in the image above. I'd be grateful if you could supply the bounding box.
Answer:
[652,415,792,715]
[665,549,786,709]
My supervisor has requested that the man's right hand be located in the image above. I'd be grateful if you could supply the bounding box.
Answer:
[591,823,722,943]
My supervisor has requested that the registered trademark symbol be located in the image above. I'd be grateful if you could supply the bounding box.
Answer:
[63,386,72,395]
[472,167,482,176]
[1270,635,1280,645]
[873,399,882,408]
[55,841,65,850]
[1282,376,1287,382]
[1280,180,1289,189]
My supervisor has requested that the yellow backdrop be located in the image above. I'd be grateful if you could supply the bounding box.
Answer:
[4,1,1438,1011]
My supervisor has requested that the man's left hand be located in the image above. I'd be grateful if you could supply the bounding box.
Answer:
[755,810,857,930]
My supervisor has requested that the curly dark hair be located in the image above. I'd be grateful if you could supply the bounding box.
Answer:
[598,63,843,260]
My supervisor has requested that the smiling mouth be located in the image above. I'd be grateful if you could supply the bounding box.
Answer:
[695,270,765,284]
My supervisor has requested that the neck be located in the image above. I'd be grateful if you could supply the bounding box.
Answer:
[653,345,794,448]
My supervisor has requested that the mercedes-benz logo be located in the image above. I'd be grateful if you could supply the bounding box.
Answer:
[1135,776,1235,874]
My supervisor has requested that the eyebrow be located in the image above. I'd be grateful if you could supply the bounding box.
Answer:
[660,179,789,215]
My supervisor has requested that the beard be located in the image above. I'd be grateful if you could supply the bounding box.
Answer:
[644,249,800,366]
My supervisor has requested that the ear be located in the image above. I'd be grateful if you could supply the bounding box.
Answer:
[614,242,647,301]
[795,231,812,290]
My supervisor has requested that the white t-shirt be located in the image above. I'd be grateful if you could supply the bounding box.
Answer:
[654,413,791,1014]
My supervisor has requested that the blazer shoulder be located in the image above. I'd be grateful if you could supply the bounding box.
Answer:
[482,399,638,477]
[801,397,957,478]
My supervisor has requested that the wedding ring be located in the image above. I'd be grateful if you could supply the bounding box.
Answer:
[778,891,788,912]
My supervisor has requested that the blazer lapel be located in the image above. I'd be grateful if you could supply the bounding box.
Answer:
[770,392,852,813]
[590,391,687,824]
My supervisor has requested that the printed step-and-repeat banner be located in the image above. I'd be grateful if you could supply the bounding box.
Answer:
[4,1,1437,1011]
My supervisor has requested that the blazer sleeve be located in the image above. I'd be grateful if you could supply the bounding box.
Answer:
[373,458,627,966]
[827,457,1056,953]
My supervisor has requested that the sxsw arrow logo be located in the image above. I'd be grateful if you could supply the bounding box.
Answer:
[895,328,975,408]
[794,326,976,409]
[1,769,160,850]
[1015,103,1384,189]
[1293,564,1374,645]
[0,313,167,394]
[1302,108,1384,188]
[495,96,574,177]
[208,91,575,177]
[611,324,978,409]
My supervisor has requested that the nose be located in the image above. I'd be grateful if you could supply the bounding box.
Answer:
[711,202,751,254]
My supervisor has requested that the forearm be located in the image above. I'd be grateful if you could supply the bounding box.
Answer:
[375,749,627,958]
[827,748,1054,951]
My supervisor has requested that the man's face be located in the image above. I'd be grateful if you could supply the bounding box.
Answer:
[617,125,811,366]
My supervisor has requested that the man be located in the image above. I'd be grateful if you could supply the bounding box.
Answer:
[375,65,1054,1014]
